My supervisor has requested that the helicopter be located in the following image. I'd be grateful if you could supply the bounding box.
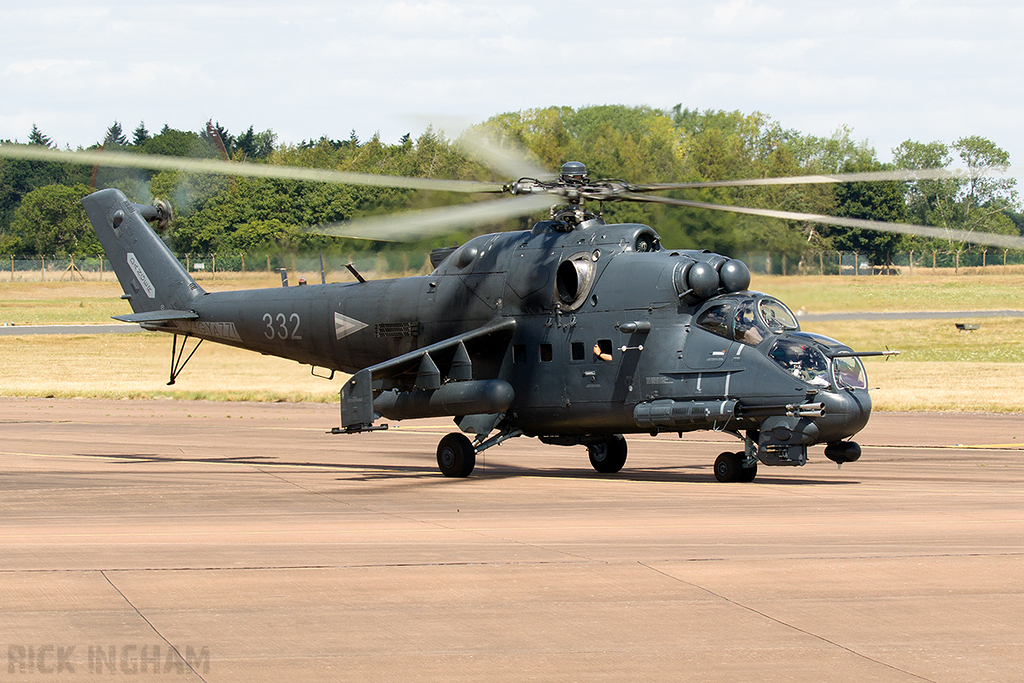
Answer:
[4,143,1022,482]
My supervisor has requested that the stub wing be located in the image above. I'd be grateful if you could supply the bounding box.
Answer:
[341,317,517,429]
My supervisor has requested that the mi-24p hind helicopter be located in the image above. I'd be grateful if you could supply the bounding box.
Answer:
[6,143,1021,482]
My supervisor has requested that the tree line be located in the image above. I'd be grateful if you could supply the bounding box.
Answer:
[1,106,1020,266]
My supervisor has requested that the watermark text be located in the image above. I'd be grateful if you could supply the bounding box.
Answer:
[8,644,210,675]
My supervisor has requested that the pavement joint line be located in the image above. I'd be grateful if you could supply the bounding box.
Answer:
[637,561,941,683]
[3,551,1019,573]
[2,559,618,574]
[99,570,209,683]
[4,516,1021,541]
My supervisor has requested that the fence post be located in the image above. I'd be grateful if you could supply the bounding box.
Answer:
[212,254,216,279]
[41,256,45,281]
[10,255,13,282]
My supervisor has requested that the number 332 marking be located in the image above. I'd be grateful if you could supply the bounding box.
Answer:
[263,313,302,340]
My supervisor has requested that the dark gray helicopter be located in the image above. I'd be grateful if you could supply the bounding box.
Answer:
[6,144,1021,481]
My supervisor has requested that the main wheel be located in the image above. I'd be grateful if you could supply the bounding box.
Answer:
[437,433,476,478]
[588,434,627,473]
[714,451,743,483]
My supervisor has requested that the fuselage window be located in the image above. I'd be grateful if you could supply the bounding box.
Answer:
[540,343,553,362]
[594,339,613,361]
[571,341,585,361]
[695,303,733,339]
[513,344,525,363]
[759,298,800,333]
[734,300,767,346]
[768,339,830,388]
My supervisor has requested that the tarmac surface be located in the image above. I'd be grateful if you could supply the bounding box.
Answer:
[1,397,1021,682]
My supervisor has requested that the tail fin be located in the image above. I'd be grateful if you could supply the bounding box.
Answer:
[82,189,204,319]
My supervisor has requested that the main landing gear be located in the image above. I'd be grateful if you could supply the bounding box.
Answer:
[436,433,476,478]
[435,427,524,478]
[435,431,630,478]
[588,434,628,473]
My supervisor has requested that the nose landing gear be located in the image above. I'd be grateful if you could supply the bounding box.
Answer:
[714,451,758,483]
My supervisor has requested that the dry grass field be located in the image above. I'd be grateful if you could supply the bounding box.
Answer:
[1,271,1022,411]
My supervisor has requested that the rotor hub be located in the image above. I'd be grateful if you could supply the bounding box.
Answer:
[560,161,588,184]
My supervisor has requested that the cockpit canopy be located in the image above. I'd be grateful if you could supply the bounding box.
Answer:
[694,294,799,347]
[694,295,868,392]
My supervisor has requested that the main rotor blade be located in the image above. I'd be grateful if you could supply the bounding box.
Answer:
[457,130,555,181]
[627,166,1019,192]
[306,193,555,241]
[0,145,506,194]
[623,193,1024,251]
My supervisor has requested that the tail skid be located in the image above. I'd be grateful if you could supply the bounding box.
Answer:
[82,189,204,318]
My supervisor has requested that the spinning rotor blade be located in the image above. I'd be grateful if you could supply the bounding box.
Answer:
[627,166,1019,192]
[623,193,1024,251]
[457,130,555,181]
[0,145,506,194]
[306,193,555,241]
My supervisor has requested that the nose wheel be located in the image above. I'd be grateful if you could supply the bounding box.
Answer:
[714,451,757,483]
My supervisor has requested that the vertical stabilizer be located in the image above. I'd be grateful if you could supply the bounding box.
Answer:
[82,189,204,315]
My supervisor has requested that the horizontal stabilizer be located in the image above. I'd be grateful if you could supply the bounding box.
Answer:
[113,310,199,323]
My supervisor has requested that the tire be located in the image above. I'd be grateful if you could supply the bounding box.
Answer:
[714,451,743,483]
[588,434,627,473]
[437,433,476,478]
[738,455,757,482]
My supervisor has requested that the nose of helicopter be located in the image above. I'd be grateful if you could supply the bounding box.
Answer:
[817,388,872,444]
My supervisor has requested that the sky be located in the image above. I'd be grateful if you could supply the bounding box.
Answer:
[2,0,1022,167]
